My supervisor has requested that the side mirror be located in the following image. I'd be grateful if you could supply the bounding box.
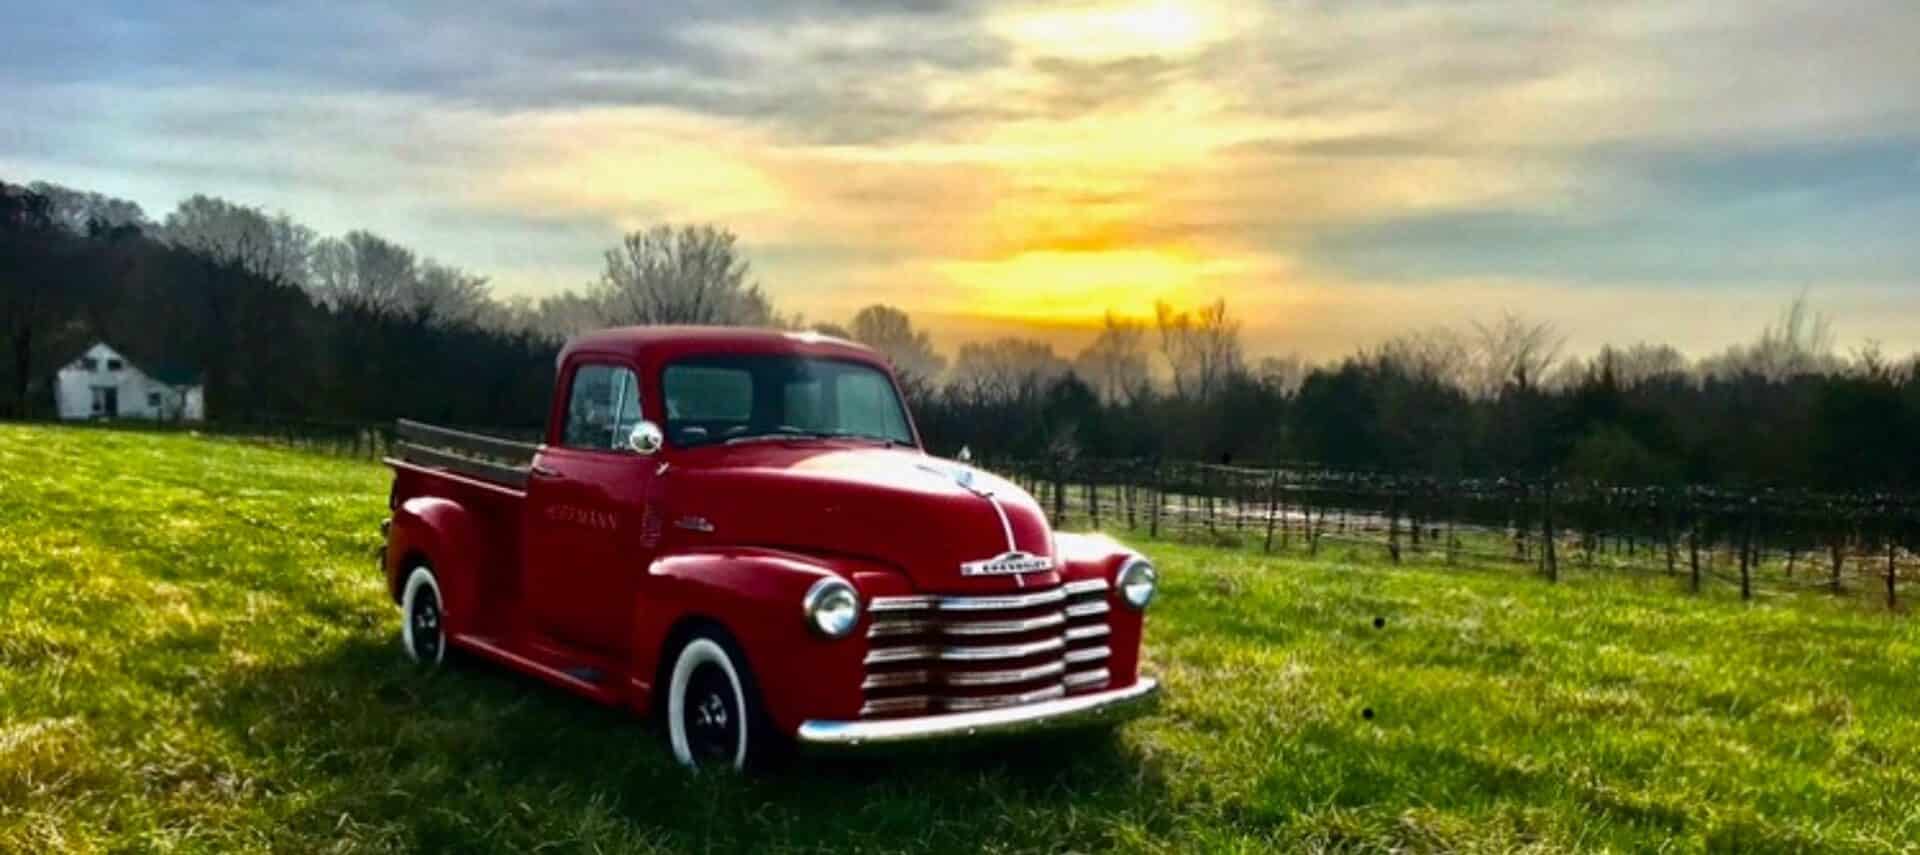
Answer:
[628,420,665,455]
[957,445,972,463]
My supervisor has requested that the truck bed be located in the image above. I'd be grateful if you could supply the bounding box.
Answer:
[390,419,537,489]
[385,419,534,637]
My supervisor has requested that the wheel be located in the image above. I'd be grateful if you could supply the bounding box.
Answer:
[665,631,777,771]
[400,566,446,667]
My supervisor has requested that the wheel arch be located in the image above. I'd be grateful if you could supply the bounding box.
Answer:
[630,548,876,733]
[385,496,484,635]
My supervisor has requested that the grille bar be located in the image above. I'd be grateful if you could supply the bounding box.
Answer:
[860,696,931,716]
[1064,600,1110,619]
[1065,624,1110,642]
[941,683,1067,712]
[862,669,931,690]
[937,611,1066,636]
[1063,668,1111,690]
[864,636,1066,665]
[1064,645,1111,665]
[943,660,1067,687]
[1062,578,1109,596]
[862,581,1116,718]
[869,588,1069,613]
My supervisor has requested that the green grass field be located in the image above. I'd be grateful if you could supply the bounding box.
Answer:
[4,424,1920,853]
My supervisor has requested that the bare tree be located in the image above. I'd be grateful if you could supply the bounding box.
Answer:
[310,231,419,312]
[1255,353,1307,396]
[593,224,774,327]
[1155,298,1243,402]
[1699,293,1842,381]
[1378,325,1473,387]
[28,181,147,235]
[161,195,313,288]
[410,260,493,327]
[849,304,947,387]
[1075,310,1149,404]
[948,338,1069,406]
[1470,313,1563,397]
[508,290,607,342]
[1605,343,1690,388]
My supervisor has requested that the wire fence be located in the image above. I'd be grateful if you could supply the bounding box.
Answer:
[992,458,1920,611]
[25,417,1917,611]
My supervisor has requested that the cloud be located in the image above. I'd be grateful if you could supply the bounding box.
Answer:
[2,0,1916,358]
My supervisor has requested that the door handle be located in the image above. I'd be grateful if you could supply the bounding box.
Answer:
[529,464,561,479]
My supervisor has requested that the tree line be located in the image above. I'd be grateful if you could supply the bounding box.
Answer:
[5,176,1917,493]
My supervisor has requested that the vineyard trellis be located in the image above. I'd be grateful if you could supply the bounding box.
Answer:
[32,417,1918,611]
[993,458,1920,611]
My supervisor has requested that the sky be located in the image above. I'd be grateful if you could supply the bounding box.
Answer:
[4,0,1918,362]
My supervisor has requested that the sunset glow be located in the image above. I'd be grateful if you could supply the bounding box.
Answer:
[991,1,1228,60]
[6,0,1917,358]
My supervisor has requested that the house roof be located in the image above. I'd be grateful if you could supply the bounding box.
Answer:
[147,363,203,386]
[60,340,202,387]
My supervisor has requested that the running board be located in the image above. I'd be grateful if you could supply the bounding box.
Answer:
[452,634,623,706]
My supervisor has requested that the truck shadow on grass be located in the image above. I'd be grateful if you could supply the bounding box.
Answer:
[210,637,1175,852]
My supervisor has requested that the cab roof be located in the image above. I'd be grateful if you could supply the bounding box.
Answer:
[561,325,886,368]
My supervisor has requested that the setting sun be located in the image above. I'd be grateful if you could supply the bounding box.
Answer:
[934,246,1207,321]
[991,1,1228,60]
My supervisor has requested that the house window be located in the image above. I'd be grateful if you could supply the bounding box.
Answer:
[107,358,123,371]
[148,391,162,407]
[81,357,98,371]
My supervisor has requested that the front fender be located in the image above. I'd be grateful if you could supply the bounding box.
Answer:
[1054,532,1149,687]
[633,548,892,733]
[386,496,485,637]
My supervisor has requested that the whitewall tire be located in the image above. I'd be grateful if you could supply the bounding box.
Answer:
[400,566,447,667]
[666,634,763,771]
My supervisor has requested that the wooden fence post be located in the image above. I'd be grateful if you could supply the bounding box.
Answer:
[1830,534,1845,594]
[1887,537,1898,610]
[1689,515,1703,594]
[1051,461,1067,526]
[1308,492,1321,557]
[1149,463,1164,539]
[1445,497,1458,565]
[1279,473,1293,551]
[1664,500,1678,576]
[1542,479,1559,583]
[1263,469,1280,553]
[1739,501,1755,601]
[1088,475,1100,528]
[1203,466,1217,533]
[1387,493,1402,564]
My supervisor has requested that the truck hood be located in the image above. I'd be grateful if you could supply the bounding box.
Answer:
[665,444,1058,594]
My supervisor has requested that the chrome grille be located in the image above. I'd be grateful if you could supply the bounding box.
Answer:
[860,578,1115,718]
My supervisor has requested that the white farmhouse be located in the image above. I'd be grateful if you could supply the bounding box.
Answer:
[55,342,205,422]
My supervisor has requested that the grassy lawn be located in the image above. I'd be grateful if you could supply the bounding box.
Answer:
[3,423,1920,853]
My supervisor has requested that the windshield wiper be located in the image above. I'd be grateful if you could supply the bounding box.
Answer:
[720,428,912,448]
[814,430,915,448]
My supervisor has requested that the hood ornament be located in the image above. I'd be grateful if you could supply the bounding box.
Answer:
[918,461,986,497]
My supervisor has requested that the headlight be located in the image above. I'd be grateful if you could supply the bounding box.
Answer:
[1116,558,1157,610]
[803,577,862,638]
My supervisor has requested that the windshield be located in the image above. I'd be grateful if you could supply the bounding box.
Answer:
[662,354,916,449]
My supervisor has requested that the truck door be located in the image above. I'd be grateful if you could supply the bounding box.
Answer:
[523,359,658,655]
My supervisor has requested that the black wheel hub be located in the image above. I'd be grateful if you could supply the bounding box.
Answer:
[410,588,441,662]
[684,663,739,764]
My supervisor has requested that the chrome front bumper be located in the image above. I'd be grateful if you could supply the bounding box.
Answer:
[795,678,1160,750]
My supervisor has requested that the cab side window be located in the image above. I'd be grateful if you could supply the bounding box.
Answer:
[561,363,643,451]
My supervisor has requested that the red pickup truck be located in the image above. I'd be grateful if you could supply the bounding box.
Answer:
[380,326,1160,770]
